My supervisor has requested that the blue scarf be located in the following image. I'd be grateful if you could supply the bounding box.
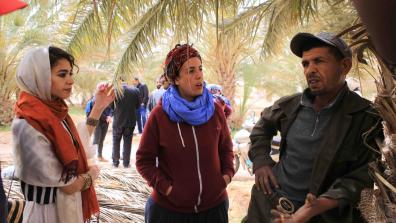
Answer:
[162,85,215,126]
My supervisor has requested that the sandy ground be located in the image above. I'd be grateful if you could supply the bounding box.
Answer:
[0,123,255,222]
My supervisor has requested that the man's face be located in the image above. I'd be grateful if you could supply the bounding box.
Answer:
[162,79,170,90]
[132,79,138,86]
[156,80,161,89]
[301,47,351,97]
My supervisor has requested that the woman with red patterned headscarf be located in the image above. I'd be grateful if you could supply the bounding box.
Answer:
[136,44,235,223]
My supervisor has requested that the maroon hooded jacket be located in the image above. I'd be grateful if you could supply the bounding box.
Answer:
[136,102,235,213]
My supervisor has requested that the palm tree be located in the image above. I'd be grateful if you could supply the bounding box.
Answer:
[51,0,360,129]
[0,2,57,125]
[60,0,221,75]
[203,27,252,104]
[347,1,396,221]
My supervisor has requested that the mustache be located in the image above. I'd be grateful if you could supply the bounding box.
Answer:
[307,73,320,80]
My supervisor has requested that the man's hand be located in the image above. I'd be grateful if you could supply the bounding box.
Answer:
[271,209,302,223]
[271,193,337,223]
[304,193,317,208]
[254,165,279,194]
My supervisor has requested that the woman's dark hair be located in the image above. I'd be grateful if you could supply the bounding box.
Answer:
[48,46,79,72]
[165,59,179,84]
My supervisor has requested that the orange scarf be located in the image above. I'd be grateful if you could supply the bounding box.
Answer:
[15,91,99,222]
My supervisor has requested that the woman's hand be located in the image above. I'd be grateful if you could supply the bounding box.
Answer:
[106,116,112,123]
[94,83,115,111]
[165,186,173,196]
[86,83,115,135]
[87,165,100,181]
[223,174,231,185]
[60,165,100,195]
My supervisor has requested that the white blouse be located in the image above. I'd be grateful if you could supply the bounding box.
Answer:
[12,118,95,223]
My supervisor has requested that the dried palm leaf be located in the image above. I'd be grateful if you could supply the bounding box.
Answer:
[339,21,396,222]
[3,166,150,223]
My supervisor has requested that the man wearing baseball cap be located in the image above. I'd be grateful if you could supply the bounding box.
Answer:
[245,32,382,222]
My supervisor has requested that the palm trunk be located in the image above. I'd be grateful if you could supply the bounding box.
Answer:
[351,1,396,221]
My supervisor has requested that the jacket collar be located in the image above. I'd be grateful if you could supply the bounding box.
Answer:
[278,87,371,117]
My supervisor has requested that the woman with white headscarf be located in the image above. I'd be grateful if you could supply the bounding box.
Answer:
[12,46,114,223]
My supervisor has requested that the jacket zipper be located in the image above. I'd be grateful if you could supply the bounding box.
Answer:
[192,126,203,213]
[311,113,320,136]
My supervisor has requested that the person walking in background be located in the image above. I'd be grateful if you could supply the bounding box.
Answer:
[132,77,149,134]
[346,77,362,97]
[111,79,140,168]
[147,74,170,112]
[85,83,113,162]
[154,76,162,90]
[12,46,114,222]
[207,84,232,119]
[136,44,234,223]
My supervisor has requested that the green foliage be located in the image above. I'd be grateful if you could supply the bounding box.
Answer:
[132,52,166,92]
[0,1,59,126]
[1,0,367,112]
[0,125,11,132]
[231,56,305,129]
[68,105,85,117]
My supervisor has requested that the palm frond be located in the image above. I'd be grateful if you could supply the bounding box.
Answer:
[62,1,104,57]
[222,1,271,33]
[114,0,168,80]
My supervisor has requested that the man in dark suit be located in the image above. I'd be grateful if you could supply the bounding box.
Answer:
[111,80,140,168]
[132,77,149,134]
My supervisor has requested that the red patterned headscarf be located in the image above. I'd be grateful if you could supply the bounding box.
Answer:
[164,44,201,84]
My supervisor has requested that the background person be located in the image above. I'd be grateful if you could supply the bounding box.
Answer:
[111,79,140,168]
[207,84,232,119]
[132,77,149,134]
[147,74,169,112]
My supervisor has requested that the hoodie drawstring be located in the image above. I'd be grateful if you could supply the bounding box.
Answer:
[177,122,186,148]
[192,126,203,212]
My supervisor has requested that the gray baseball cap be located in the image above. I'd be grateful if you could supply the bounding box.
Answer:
[290,32,352,58]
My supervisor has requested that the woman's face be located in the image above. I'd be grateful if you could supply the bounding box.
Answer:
[50,58,74,100]
[175,57,203,101]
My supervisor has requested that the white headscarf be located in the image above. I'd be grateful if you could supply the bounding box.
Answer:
[16,46,52,101]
